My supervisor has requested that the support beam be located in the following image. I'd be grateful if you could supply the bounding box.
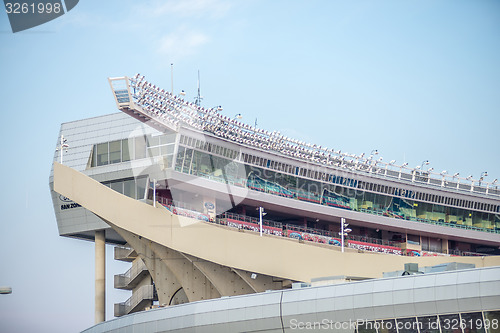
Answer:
[107,223,219,304]
[231,268,285,292]
[180,253,255,297]
[95,230,106,324]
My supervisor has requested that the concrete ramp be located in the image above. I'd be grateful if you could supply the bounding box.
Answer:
[53,162,500,284]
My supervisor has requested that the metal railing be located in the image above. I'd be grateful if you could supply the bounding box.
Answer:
[114,284,155,317]
[221,212,283,230]
[114,259,147,289]
[171,165,500,234]
[154,197,491,257]
[114,246,136,261]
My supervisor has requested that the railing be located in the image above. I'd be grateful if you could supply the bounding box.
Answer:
[155,199,489,257]
[114,284,155,317]
[114,259,147,289]
[175,167,500,235]
[448,249,485,257]
[158,198,211,222]
[221,212,283,230]
[114,246,136,261]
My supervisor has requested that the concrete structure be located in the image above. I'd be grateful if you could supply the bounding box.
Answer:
[81,266,500,333]
[49,74,500,331]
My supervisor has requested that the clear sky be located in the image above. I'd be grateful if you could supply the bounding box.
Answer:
[0,1,499,332]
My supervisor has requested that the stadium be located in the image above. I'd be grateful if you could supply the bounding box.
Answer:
[50,74,500,332]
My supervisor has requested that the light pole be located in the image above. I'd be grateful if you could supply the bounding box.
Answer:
[399,162,408,179]
[56,134,69,164]
[258,207,267,237]
[339,218,351,253]
[385,160,396,176]
[479,171,488,186]
[153,179,158,207]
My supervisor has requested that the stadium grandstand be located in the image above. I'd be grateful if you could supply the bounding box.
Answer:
[50,74,500,332]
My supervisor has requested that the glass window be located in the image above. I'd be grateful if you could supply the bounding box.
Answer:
[376,319,397,333]
[110,181,123,194]
[123,179,136,199]
[439,314,462,333]
[161,144,174,155]
[164,155,173,169]
[109,140,121,164]
[96,143,109,166]
[136,178,147,200]
[148,147,160,157]
[135,136,147,159]
[459,312,486,333]
[356,321,378,333]
[148,135,160,147]
[397,317,419,333]
[91,145,97,167]
[122,139,131,162]
[484,311,500,333]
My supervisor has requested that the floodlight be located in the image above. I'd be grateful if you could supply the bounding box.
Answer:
[428,168,434,172]
[389,160,396,164]
[453,172,459,177]
[180,90,186,96]
[402,162,408,167]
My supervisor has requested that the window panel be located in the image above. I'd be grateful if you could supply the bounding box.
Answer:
[396,317,419,333]
[123,179,136,199]
[96,142,109,166]
[147,135,160,147]
[356,321,378,333]
[136,178,147,200]
[122,139,131,162]
[91,145,97,167]
[109,140,121,164]
[110,181,123,194]
[375,319,397,333]
[161,144,175,155]
[148,147,160,157]
[458,312,486,333]
[439,314,462,333]
[417,316,440,333]
[484,311,500,333]
[135,136,147,159]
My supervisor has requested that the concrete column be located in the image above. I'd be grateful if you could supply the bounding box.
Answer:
[442,239,449,254]
[95,230,106,324]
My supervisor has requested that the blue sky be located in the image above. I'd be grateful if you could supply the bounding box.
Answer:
[1,1,499,332]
